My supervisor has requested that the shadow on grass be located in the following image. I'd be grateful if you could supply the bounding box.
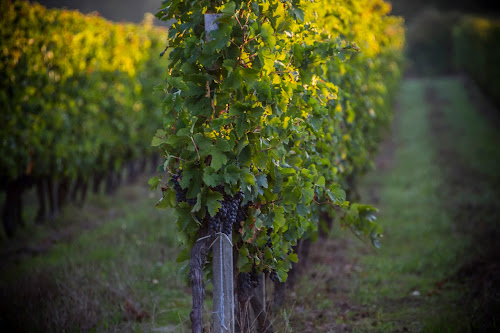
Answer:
[0,177,192,332]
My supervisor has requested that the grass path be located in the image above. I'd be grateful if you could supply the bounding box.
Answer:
[351,78,470,331]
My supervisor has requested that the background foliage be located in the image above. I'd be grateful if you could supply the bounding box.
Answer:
[0,1,167,184]
[405,8,500,108]
[453,16,500,108]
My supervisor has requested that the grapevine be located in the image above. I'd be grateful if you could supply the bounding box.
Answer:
[152,0,404,285]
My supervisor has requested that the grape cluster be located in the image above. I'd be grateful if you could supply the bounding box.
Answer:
[207,212,222,233]
[236,202,249,227]
[207,191,246,235]
[170,170,196,206]
[238,268,261,297]
[269,271,279,282]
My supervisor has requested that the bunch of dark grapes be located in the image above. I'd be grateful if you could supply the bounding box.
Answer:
[269,271,279,282]
[238,267,261,297]
[222,192,244,234]
[249,267,260,287]
[236,202,249,227]
[238,273,252,298]
[170,170,196,206]
[207,191,247,235]
[207,212,222,233]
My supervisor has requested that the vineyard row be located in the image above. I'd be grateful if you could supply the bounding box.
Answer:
[0,1,168,236]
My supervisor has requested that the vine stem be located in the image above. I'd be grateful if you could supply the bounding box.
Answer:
[191,136,201,161]
[251,198,282,209]
[312,198,343,213]
[169,155,188,162]
[189,227,213,333]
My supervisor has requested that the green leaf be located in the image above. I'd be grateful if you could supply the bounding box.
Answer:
[301,185,314,204]
[186,173,202,200]
[166,76,189,90]
[264,247,273,261]
[176,247,191,263]
[316,176,326,187]
[276,268,288,282]
[206,191,223,217]
[194,133,213,157]
[155,196,170,209]
[256,174,268,189]
[326,183,346,203]
[179,166,195,189]
[291,5,304,22]
[243,172,255,186]
[216,138,233,152]
[221,70,241,90]
[224,165,240,185]
[180,81,205,97]
[273,206,285,230]
[256,174,268,195]
[151,136,163,147]
[258,48,275,74]
[210,149,227,171]
[293,44,304,62]
[240,245,249,257]
[166,134,188,147]
[238,144,251,166]
[236,115,250,138]
[237,252,251,272]
[222,59,236,73]
[210,26,231,51]
[203,166,220,187]
[229,102,246,116]
[260,22,275,48]
[148,176,160,190]
[191,192,202,213]
[283,186,301,205]
[220,1,236,19]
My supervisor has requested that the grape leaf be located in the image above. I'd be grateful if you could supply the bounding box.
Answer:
[210,149,227,171]
[224,165,240,185]
[206,191,223,217]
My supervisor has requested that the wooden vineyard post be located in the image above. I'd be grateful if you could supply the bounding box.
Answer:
[205,13,222,39]
[212,234,235,332]
[205,13,235,333]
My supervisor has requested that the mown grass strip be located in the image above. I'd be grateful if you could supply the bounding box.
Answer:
[353,77,499,332]
[0,181,193,332]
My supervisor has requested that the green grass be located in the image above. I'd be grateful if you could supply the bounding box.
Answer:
[339,78,466,332]
[349,77,499,331]
[0,180,194,332]
[357,79,464,294]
